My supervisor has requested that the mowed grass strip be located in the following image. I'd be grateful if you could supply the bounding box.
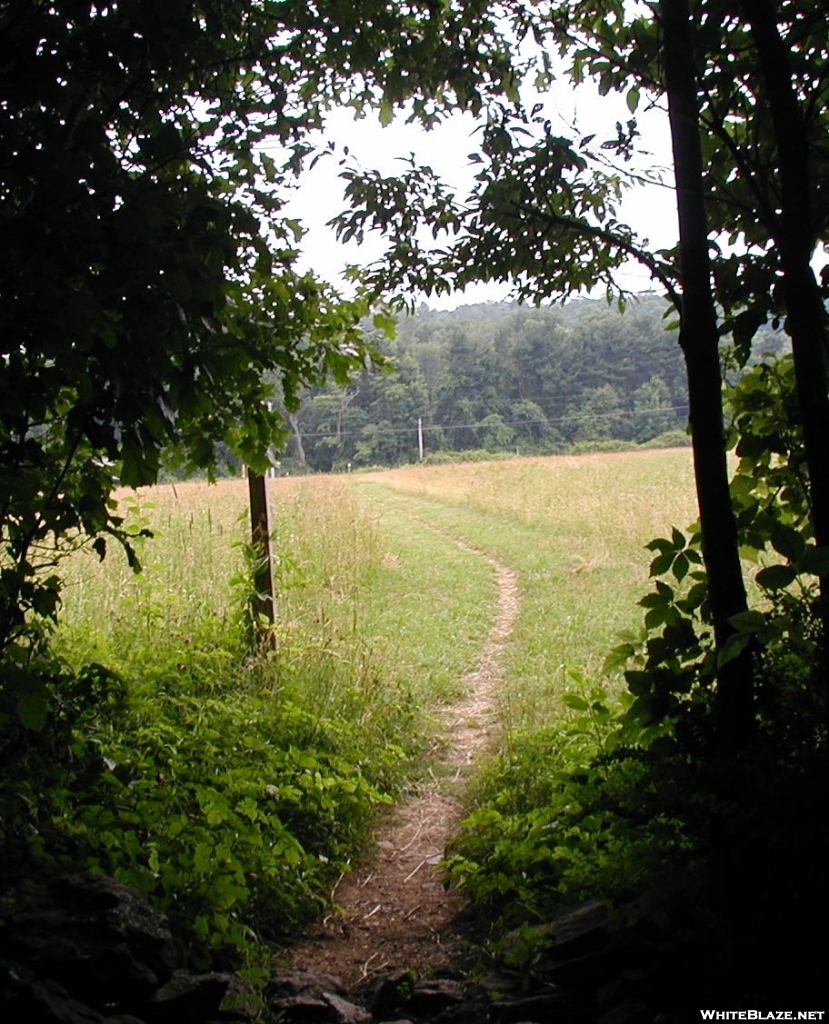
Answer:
[351,449,698,736]
[269,475,496,715]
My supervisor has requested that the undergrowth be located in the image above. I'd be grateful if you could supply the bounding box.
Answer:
[1,479,419,967]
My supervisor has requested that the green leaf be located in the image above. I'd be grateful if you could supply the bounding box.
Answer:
[603,643,636,672]
[562,693,589,712]
[17,691,49,731]
[798,545,829,577]
[672,553,689,582]
[645,605,668,630]
[194,841,215,876]
[717,632,752,668]
[728,610,766,633]
[625,670,652,696]
[649,551,675,576]
[755,564,797,590]
[770,523,806,562]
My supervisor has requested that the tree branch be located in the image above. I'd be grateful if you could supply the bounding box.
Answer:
[514,202,682,309]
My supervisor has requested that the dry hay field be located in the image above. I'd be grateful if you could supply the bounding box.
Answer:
[364,448,697,556]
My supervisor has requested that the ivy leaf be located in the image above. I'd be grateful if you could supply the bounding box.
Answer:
[650,550,675,576]
[672,553,689,581]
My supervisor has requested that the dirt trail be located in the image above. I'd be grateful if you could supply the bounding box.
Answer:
[286,543,520,990]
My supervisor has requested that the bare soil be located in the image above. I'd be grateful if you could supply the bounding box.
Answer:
[286,546,520,990]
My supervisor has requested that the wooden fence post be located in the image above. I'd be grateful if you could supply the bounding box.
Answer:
[247,467,276,631]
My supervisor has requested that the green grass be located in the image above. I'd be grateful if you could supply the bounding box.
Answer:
[47,450,700,959]
[49,474,505,959]
[349,449,698,738]
[59,481,250,673]
[268,476,494,713]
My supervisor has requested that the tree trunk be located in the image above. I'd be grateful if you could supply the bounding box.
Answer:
[738,0,829,631]
[660,0,754,748]
[286,410,307,467]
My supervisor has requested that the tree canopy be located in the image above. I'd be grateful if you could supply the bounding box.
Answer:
[333,0,829,747]
[0,0,535,659]
[279,296,700,470]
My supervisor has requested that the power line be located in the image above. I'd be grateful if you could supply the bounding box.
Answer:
[293,403,689,440]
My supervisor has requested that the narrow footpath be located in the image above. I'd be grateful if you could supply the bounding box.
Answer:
[286,543,521,991]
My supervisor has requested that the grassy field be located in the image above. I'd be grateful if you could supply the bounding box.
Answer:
[52,449,698,952]
[60,448,698,743]
[59,481,251,670]
[58,473,498,762]
[351,448,698,736]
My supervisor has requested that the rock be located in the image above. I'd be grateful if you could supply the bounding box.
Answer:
[399,978,467,1016]
[0,874,260,1024]
[596,1000,653,1024]
[425,990,490,1024]
[322,992,373,1023]
[545,948,614,987]
[369,970,415,1018]
[0,971,110,1023]
[543,902,610,959]
[266,968,369,1024]
[267,991,371,1023]
[268,968,348,999]
[488,990,587,1024]
[144,969,233,1023]
[0,872,177,1011]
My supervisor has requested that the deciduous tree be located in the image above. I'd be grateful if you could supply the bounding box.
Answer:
[333,0,829,745]
[0,0,528,675]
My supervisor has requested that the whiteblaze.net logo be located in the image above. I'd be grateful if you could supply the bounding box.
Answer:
[700,1014,825,1021]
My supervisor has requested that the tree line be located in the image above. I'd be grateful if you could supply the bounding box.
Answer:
[280,294,787,471]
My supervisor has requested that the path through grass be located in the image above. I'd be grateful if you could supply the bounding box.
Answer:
[350,449,698,737]
[51,451,698,958]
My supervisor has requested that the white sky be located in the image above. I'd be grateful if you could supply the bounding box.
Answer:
[283,79,678,309]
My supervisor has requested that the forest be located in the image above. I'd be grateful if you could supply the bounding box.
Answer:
[1,0,828,1020]
[282,294,787,470]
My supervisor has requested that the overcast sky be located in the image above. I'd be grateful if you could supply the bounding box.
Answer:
[283,79,678,309]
